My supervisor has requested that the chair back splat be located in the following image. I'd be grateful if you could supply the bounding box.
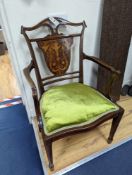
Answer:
[21,17,87,96]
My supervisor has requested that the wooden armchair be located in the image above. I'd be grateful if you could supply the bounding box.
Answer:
[21,17,124,170]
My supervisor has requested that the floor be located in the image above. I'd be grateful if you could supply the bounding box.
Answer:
[0,101,43,175]
[33,96,132,175]
[0,53,20,100]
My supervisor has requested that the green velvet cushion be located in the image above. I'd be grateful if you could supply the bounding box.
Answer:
[40,83,118,135]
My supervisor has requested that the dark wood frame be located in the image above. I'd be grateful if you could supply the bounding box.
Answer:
[21,17,124,170]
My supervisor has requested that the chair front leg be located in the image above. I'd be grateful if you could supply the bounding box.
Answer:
[107,109,124,144]
[44,139,54,170]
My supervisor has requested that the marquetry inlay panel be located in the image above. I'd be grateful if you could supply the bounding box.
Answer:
[37,38,73,76]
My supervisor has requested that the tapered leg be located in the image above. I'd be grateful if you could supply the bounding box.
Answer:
[44,140,54,170]
[107,109,124,144]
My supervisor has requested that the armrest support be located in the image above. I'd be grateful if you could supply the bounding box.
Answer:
[23,61,41,126]
[83,53,121,102]
[23,60,37,97]
[83,53,121,76]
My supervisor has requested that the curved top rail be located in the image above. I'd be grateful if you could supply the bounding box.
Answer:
[21,17,87,35]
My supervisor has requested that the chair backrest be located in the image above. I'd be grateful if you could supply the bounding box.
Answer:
[21,17,86,95]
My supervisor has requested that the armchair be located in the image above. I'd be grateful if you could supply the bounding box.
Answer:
[21,17,124,170]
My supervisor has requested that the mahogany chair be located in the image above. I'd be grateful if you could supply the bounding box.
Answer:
[21,17,124,170]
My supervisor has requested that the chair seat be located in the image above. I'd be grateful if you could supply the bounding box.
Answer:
[40,83,119,135]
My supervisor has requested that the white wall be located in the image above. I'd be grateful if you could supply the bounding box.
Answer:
[0,17,4,42]
[123,37,132,86]
[0,0,104,119]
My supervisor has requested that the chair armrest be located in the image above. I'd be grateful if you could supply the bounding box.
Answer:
[83,53,121,76]
[83,53,121,102]
[23,61,37,97]
[23,61,42,127]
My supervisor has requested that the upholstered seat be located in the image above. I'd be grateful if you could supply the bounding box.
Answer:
[40,83,119,135]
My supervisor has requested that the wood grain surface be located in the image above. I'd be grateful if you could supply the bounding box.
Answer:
[33,96,132,174]
[0,53,20,99]
[97,0,132,101]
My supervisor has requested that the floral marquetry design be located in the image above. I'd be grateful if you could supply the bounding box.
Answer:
[37,38,73,76]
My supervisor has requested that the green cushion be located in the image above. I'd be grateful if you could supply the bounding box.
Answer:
[40,83,118,135]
